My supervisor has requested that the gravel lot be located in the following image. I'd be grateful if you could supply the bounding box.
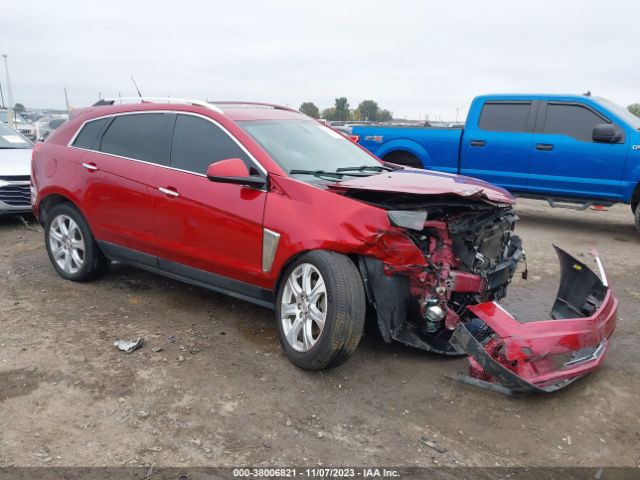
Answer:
[0,199,639,468]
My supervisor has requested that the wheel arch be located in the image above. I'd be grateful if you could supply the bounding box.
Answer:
[631,182,640,213]
[376,139,429,168]
[38,192,80,226]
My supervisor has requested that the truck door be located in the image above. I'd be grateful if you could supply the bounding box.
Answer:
[529,102,627,200]
[460,101,535,191]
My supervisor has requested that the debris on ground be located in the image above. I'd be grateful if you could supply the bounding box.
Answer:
[420,435,447,453]
[113,337,144,353]
[151,346,163,353]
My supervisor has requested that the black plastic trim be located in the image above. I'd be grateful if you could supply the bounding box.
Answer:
[97,240,275,308]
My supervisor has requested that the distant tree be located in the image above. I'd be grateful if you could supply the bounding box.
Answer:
[378,109,393,122]
[355,100,379,122]
[334,97,350,122]
[14,103,25,113]
[299,102,320,119]
[321,107,337,121]
[628,103,640,118]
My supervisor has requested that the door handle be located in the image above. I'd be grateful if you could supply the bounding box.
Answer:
[81,162,98,171]
[469,140,486,147]
[536,143,554,151]
[159,186,180,198]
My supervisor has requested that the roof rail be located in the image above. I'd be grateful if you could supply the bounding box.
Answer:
[209,101,297,113]
[93,97,223,114]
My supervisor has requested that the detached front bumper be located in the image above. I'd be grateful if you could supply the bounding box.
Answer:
[450,246,617,394]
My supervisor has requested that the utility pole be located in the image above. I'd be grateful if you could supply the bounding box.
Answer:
[64,87,70,112]
[456,107,459,123]
[0,80,4,108]
[2,54,15,129]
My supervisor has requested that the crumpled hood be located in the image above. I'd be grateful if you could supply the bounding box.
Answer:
[327,168,514,204]
[0,148,32,177]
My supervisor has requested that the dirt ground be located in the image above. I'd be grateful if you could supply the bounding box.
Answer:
[0,198,639,468]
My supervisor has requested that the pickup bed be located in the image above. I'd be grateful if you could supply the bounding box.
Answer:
[349,94,640,231]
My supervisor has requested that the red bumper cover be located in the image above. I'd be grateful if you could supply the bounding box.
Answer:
[450,247,617,394]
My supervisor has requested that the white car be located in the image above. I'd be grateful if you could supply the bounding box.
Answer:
[0,123,33,215]
[0,109,38,142]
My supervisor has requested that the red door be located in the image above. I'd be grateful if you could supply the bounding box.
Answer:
[76,112,172,262]
[153,113,267,286]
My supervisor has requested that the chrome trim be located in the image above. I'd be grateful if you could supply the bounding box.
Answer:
[66,110,268,179]
[158,187,179,197]
[81,162,98,171]
[262,228,281,273]
[99,97,224,114]
[593,255,608,287]
[562,340,607,368]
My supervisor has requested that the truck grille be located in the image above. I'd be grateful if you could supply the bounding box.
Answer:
[0,184,31,207]
[0,175,30,182]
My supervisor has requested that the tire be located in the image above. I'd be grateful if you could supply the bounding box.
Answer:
[383,151,423,169]
[635,206,640,235]
[44,203,110,282]
[276,250,366,370]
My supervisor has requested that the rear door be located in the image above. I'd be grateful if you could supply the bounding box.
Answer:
[76,112,172,265]
[460,101,536,191]
[529,102,627,199]
[153,113,267,289]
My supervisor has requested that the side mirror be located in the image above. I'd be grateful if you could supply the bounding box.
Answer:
[592,123,621,143]
[206,158,266,189]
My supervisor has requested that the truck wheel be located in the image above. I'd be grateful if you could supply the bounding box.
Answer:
[276,251,366,370]
[45,203,110,282]
[383,151,423,169]
[635,207,640,235]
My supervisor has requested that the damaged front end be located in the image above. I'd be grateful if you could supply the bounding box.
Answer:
[350,190,617,394]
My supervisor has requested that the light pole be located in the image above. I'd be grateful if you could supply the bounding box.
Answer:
[2,54,15,129]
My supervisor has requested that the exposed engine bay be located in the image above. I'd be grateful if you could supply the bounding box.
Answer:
[348,190,616,394]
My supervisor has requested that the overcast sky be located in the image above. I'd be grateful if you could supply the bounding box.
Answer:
[2,0,639,120]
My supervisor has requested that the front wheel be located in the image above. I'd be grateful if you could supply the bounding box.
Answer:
[635,207,640,235]
[276,251,366,370]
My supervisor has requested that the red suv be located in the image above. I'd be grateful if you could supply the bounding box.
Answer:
[32,98,617,393]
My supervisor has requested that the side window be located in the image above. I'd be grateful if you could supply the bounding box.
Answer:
[72,118,109,149]
[543,104,608,142]
[171,114,251,174]
[100,113,169,164]
[478,103,531,133]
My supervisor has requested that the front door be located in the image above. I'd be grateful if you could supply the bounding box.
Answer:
[153,113,267,288]
[529,102,627,200]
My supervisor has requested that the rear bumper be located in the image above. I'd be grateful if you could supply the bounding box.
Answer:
[450,246,617,394]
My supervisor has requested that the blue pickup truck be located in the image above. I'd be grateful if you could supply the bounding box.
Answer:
[349,94,640,231]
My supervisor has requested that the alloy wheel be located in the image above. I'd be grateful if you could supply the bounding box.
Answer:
[49,214,86,275]
[280,263,327,352]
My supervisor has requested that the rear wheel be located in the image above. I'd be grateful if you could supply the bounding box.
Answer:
[383,151,423,169]
[635,206,640,235]
[45,203,110,281]
[276,251,366,370]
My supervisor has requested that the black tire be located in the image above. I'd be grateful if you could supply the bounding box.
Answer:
[44,203,110,282]
[635,206,640,235]
[276,250,366,370]
[383,151,423,169]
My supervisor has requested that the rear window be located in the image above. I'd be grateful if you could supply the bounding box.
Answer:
[72,118,109,149]
[99,113,169,164]
[478,102,530,133]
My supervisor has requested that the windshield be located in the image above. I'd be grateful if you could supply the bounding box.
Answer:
[594,97,640,131]
[0,123,33,149]
[238,119,381,178]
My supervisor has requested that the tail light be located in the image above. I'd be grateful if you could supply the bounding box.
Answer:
[349,135,360,143]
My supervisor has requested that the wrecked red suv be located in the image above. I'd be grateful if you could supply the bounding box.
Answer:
[31,98,617,393]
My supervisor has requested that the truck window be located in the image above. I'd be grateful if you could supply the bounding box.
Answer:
[543,104,608,142]
[478,103,530,133]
